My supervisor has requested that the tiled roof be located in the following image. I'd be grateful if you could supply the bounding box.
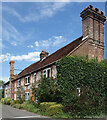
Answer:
[13,36,83,80]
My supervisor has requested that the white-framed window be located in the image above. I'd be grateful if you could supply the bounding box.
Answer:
[25,76,30,85]
[25,92,29,100]
[77,87,81,96]
[17,80,20,87]
[43,68,51,78]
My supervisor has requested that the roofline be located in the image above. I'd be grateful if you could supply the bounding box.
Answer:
[11,61,56,82]
[11,35,83,82]
[67,37,88,56]
[4,81,10,86]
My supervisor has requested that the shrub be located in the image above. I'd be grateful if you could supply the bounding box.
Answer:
[1,98,5,104]
[40,102,56,112]
[32,77,62,104]
[56,56,107,117]
[47,104,64,116]
[6,98,12,105]
[4,98,8,104]
[40,102,64,116]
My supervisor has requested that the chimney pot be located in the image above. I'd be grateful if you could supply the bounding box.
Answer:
[100,11,104,16]
[95,8,99,12]
[88,5,93,9]
[40,50,49,61]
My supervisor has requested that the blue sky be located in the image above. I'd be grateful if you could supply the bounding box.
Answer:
[1,2,106,82]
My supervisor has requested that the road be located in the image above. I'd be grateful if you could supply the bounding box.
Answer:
[1,104,50,119]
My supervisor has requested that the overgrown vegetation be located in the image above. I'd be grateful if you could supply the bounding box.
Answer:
[1,98,12,105]
[32,77,62,104]
[0,80,4,99]
[17,86,25,104]
[2,56,107,118]
[56,56,107,117]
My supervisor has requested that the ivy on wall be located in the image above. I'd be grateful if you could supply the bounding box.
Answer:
[56,56,107,117]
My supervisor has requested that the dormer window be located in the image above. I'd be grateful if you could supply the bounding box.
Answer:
[25,76,30,85]
[17,80,20,87]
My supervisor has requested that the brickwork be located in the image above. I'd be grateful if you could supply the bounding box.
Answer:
[80,5,106,61]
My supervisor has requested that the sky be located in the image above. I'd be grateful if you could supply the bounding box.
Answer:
[0,2,107,83]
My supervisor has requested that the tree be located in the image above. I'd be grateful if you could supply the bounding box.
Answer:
[32,77,62,104]
[0,80,4,99]
[17,85,25,103]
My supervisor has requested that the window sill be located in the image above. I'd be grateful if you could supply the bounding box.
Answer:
[25,83,30,86]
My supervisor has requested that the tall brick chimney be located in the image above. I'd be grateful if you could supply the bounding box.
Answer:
[80,5,106,61]
[40,49,49,61]
[9,60,15,80]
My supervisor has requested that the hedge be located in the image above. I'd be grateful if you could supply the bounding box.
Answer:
[56,56,107,117]
[40,102,63,116]
[1,98,12,105]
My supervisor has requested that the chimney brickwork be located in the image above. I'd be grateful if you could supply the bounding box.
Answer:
[40,49,49,61]
[9,60,15,98]
[80,5,106,61]
[9,60,15,80]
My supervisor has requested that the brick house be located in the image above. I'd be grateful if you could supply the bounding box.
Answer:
[4,5,106,100]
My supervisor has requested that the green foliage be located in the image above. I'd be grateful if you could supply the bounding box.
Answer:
[1,98,5,104]
[0,80,4,99]
[6,98,12,105]
[40,102,56,112]
[17,86,25,103]
[47,104,64,116]
[56,56,107,117]
[40,102,64,116]
[32,77,62,103]
[1,98,12,105]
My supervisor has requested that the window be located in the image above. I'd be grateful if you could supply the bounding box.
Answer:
[25,92,29,100]
[25,76,30,85]
[17,80,20,87]
[43,68,51,78]
[77,88,81,96]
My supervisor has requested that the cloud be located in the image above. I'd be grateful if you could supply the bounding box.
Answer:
[34,41,39,47]
[40,35,67,47]
[27,45,34,48]
[0,52,40,63]
[53,36,66,46]
[2,20,34,46]
[3,3,68,23]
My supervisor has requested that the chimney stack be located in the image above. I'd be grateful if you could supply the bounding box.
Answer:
[40,49,49,61]
[80,5,106,61]
[80,5,106,43]
[9,60,15,80]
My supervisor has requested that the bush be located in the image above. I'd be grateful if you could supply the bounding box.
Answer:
[40,102,56,112]
[32,77,62,104]
[47,104,64,116]
[6,98,12,105]
[40,102,63,116]
[1,98,5,104]
[4,98,8,104]
[56,56,107,117]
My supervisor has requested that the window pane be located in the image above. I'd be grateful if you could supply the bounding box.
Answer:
[47,69,50,78]
[28,77,30,83]
[25,78,27,84]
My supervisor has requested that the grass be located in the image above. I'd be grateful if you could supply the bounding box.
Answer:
[11,102,106,119]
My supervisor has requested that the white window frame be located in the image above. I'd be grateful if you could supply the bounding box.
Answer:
[43,68,51,78]
[17,79,20,87]
[25,92,29,100]
[77,87,81,96]
[25,76,30,85]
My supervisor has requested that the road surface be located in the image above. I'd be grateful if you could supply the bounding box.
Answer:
[1,104,49,119]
